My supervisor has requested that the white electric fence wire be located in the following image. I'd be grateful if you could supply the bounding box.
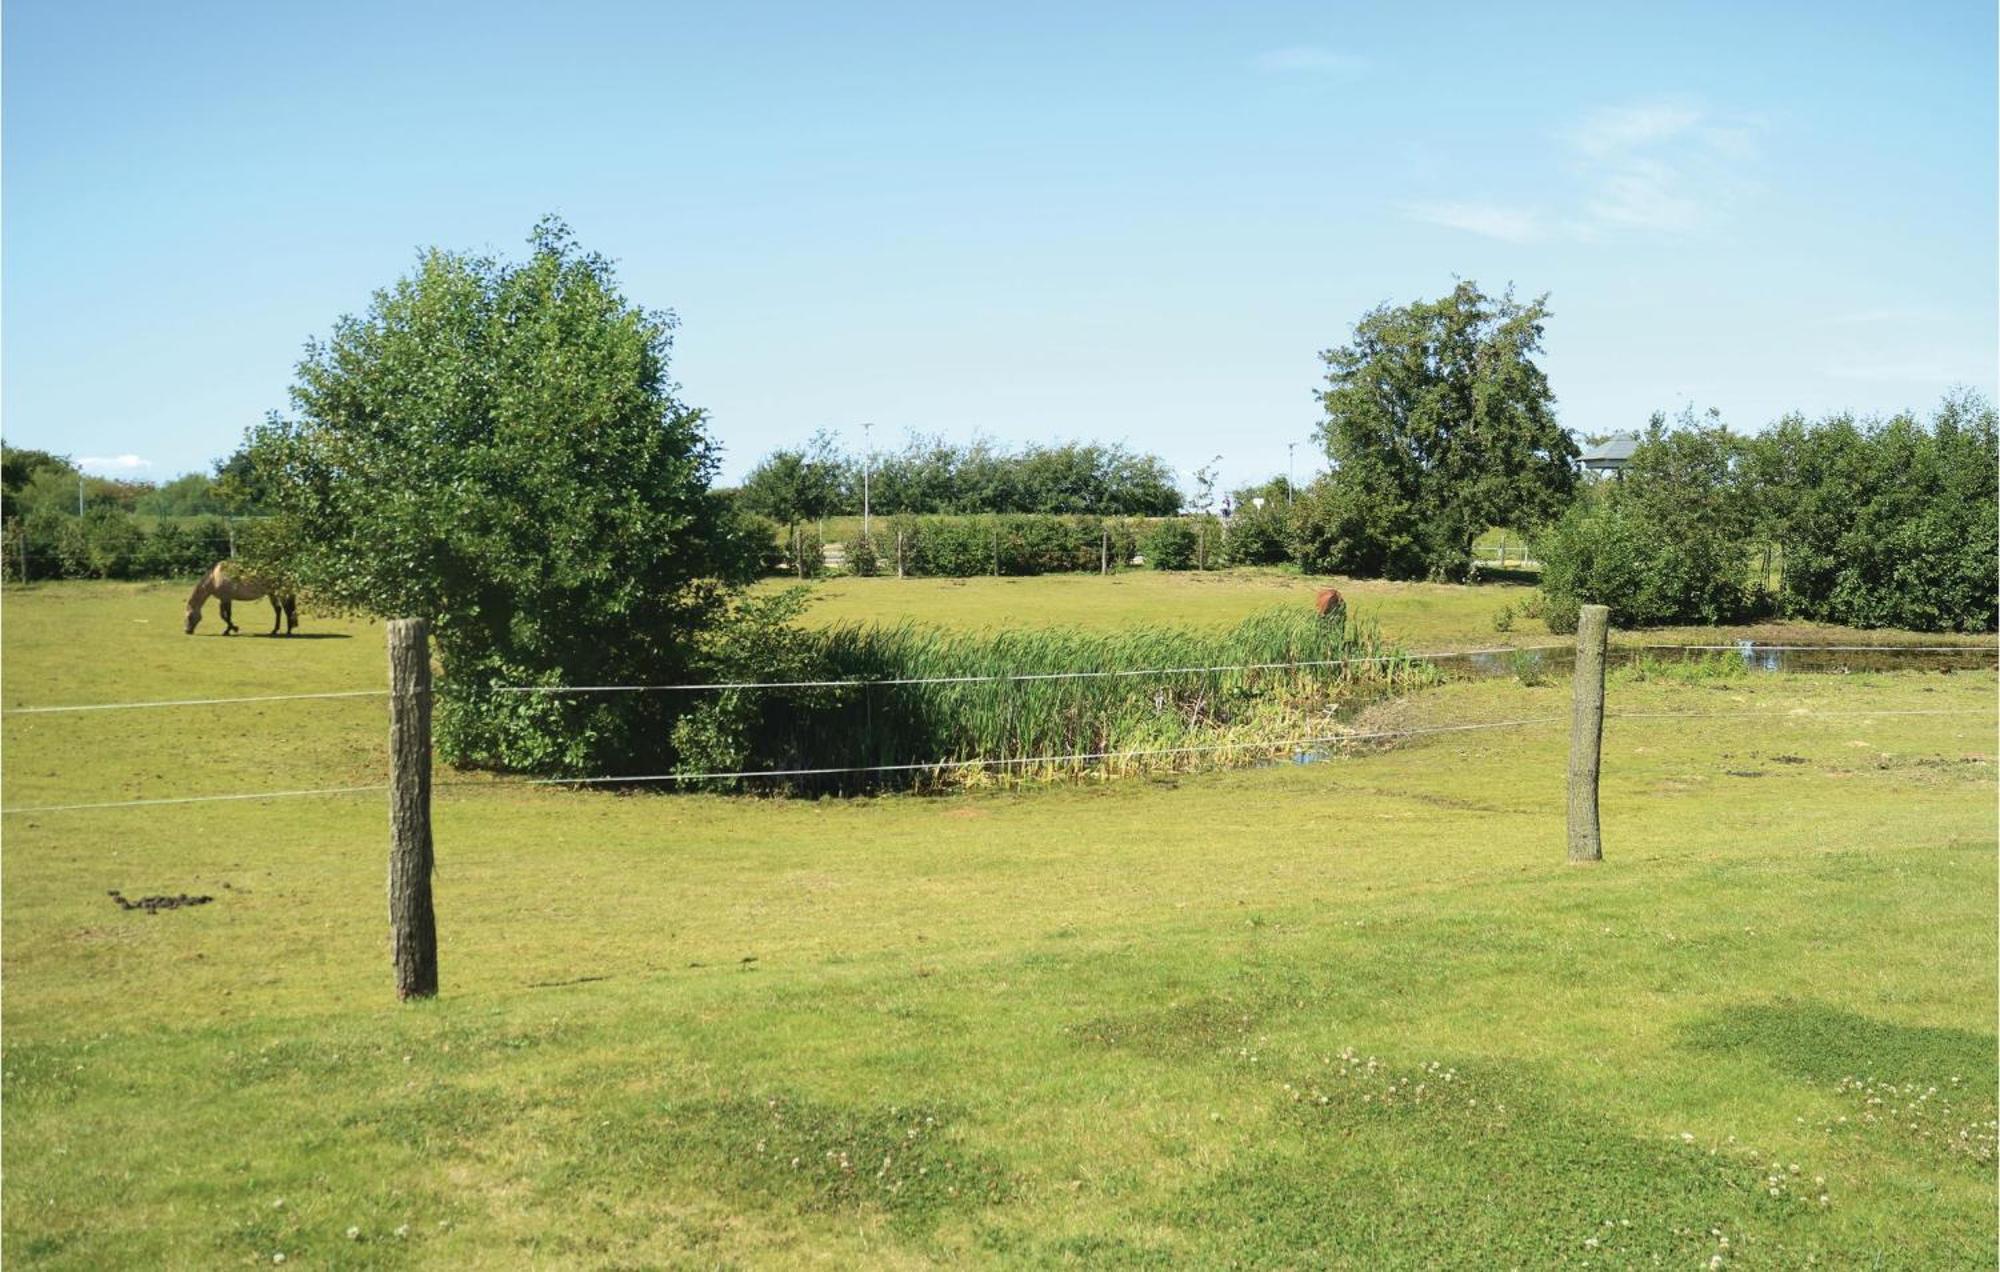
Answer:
[4,689,391,715]
[1,784,393,815]
[1,716,1560,814]
[499,716,1562,787]
[4,705,1988,817]
[14,642,1989,716]
[1626,644,1991,654]
[476,645,1561,695]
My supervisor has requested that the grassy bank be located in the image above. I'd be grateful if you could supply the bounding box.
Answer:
[3,582,1995,1265]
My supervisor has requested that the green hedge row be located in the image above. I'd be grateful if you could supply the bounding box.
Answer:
[4,510,235,582]
[838,514,1254,577]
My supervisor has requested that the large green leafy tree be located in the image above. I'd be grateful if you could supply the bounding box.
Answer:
[245,218,761,774]
[1313,282,1578,580]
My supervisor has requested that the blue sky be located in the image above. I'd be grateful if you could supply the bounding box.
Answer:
[5,1,1995,492]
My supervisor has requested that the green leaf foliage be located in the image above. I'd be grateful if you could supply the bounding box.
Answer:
[816,435,1181,516]
[1219,478,1295,567]
[889,513,1140,576]
[1313,282,1578,580]
[1535,413,1756,630]
[1747,391,1997,632]
[243,217,760,775]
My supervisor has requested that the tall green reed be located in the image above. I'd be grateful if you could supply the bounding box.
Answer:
[672,606,1433,792]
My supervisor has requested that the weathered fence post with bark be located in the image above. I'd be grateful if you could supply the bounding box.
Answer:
[387,618,438,998]
[1567,603,1609,864]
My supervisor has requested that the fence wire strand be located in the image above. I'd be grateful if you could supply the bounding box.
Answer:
[6,705,1990,816]
[9,641,1989,716]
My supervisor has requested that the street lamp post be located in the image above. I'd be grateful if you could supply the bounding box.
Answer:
[861,421,874,541]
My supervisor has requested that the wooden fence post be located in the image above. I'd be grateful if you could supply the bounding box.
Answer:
[1101,527,1109,575]
[1566,604,1609,864]
[387,618,438,998]
[896,530,905,579]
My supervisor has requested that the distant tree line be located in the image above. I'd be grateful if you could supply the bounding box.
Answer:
[734,432,1183,524]
[745,270,1996,636]
[0,446,277,582]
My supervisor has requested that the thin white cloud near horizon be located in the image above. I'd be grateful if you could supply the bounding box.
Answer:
[1252,45,1365,74]
[1403,200,1545,244]
[1575,100,1768,235]
[1402,98,1759,243]
[77,454,153,472]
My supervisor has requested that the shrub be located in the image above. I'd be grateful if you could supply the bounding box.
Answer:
[1509,649,1549,687]
[888,514,1136,577]
[1536,420,1753,629]
[77,508,144,578]
[1749,393,1997,632]
[743,514,789,576]
[847,533,880,577]
[1289,476,1425,579]
[1142,519,1198,570]
[1536,494,1749,629]
[135,517,231,578]
[1222,499,1293,566]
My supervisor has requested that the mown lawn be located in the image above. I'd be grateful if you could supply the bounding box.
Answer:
[3,582,1995,1267]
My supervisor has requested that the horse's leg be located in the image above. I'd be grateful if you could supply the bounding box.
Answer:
[268,595,282,636]
[284,597,298,635]
[220,598,235,635]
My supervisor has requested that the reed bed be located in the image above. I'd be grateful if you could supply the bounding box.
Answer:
[676,606,1435,791]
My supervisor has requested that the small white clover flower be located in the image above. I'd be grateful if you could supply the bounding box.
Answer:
[346,1226,362,1241]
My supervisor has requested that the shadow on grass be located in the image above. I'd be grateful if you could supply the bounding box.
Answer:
[1680,999,1997,1086]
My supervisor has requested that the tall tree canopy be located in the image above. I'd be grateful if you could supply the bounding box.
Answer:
[1312,282,1578,580]
[245,218,760,773]
[739,434,1183,518]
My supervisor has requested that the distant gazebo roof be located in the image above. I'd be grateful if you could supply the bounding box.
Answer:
[1579,432,1641,472]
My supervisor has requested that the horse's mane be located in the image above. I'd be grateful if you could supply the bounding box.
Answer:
[186,563,222,608]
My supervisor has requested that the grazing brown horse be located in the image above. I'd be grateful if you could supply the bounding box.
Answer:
[185,562,297,636]
[1314,586,1345,618]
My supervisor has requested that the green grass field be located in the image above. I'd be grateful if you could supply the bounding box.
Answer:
[4,581,1996,1266]
[757,567,1990,652]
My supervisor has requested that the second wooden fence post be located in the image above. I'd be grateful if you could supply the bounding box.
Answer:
[1566,603,1609,864]
[388,617,439,998]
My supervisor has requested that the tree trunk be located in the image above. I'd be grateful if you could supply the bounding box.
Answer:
[387,618,438,998]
